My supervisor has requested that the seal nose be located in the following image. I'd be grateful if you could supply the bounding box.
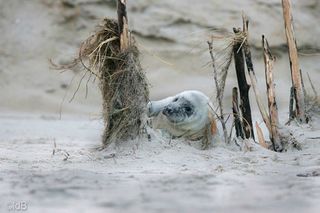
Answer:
[163,106,174,116]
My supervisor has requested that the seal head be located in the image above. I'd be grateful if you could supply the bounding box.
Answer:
[147,90,218,149]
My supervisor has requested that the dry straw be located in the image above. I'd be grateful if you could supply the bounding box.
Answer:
[54,18,149,147]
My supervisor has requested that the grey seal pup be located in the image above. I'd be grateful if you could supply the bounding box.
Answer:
[147,90,218,149]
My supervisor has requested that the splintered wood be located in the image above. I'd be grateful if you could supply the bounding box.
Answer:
[282,0,306,123]
[262,35,282,151]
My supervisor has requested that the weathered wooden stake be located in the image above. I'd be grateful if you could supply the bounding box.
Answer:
[233,28,254,139]
[262,35,282,151]
[117,0,129,51]
[232,87,244,139]
[282,0,306,123]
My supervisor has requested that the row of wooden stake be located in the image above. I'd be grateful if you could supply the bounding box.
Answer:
[230,0,307,152]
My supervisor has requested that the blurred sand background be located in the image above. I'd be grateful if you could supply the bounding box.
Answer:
[0,0,319,117]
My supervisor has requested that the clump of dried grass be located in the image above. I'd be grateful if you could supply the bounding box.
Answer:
[55,18,149,147]
[87,19,149,147]
[207,31,246,100]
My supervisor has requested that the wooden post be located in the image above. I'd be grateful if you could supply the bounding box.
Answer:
[282,0,306,123]
[232,87,244,139]
[233,28,254,139]
[117,0,129,51]
[262,35,283,152]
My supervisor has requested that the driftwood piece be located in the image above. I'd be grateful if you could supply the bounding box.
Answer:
[262,35,283,151]
[117,0,129,51]
[282,0,306,123]
[232,87,244,139]
[233,28,254,139]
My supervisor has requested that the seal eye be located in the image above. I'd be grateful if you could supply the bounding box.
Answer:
[173,97,178,102]
[185,106,192,112]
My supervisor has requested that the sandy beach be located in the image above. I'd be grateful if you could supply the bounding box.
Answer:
[0,0,319,212]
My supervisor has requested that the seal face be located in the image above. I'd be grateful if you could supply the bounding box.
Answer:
[147,90,218,149]
[162,97,195,123]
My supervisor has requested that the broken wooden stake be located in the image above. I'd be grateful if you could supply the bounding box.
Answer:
[233,28,254,139]
[282,0,306,123]
[262,35,283,151]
